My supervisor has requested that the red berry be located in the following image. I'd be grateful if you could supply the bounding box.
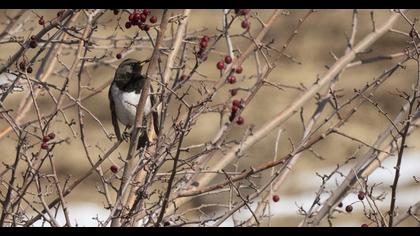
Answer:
[235,65,243,74]
[224,55,233,64]
[143,9,151,16]
[345,205,353,213]
[232,99,241,108]
[140,13,147,22]
[358,191,365,200]
[110,164,118,173]
[230,89,238,96]
[216,61,225,70]
[132,12,141,22]
[201,35,209,42]
[227,75,236,84]
[241,20,250,29]
[42,136,50,142]
[116,53,122,59]
[19,61,26,71]
[150,16,157,23]
[180,74,188,81]
[125,21,132,29]
[272,194,280,202]
[48,132,56,139]
[199,40,208,49]
[231,105,239,113]
[338,202,343,208]
[26,66,33,74]
[128,13,135,22]
[38,17,45,26]
[113,9,119,15]
[41,142,49,150]
[29,40,37,48]
[238,9,251,16]
[57,10,64,18]
[236,116,244,125]
[361,224,368,227]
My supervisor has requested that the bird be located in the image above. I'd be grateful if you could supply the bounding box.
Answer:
[108,58,159,150]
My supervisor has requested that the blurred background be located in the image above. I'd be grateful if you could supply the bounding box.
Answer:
[1,9,420,226]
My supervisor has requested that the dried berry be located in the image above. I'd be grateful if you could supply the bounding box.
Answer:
[41,142,49,150]
[241,19,250,29]
[42,136,50,143]
[38,17,45,26]
[26,66,33,74]
[116,53,122,59]
[272,194,280,202]
[230,89,238,96]
[48,132,56,139]
[358,191,365,200]
[345,205,353,213]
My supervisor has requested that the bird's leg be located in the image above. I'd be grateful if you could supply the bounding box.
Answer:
[122,125,131,142]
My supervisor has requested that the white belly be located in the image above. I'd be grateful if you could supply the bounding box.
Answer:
[111,84,151,126]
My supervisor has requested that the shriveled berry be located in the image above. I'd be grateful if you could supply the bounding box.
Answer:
[241,20,250,29]
[199,40,208,49]
[230,89,238,96]
[143,9,151,16]
[227,75,236,84]
[41,142,49,150]
[180,74,188,81]
[224,55,232,64]
[110,164,118,173]
[358,191,365,200]
[345,205,353,213]
[361,224,368,227]
[113,9,119,15]
[38,17,45,26]
[338,202,343,208]
[143,24,150,31]
[48,132,56,139]
[29,40,37,48]
[150,16,157,24]
[236,116,244,125]
[235,65,243,74]
[116,53,122,59]
[125,21,132,29]
[140,13,147,22]
[228,114,235,122]
[163,221,170,226]
[272,194,280,202]
[26,66,33,74]
[42,136,50,143]
[216,61,225,70]
[19,61,26,71]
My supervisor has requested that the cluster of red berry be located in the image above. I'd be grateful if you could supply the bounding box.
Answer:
[234,9,251,30]
[229,99,244,125]
[29,35,37,49]
[197,35,210,59]
[41,132,56,150]
[124,9,156,31]
[18,59,33,74]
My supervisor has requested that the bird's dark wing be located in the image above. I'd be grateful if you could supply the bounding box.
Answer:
[109,84,122,141]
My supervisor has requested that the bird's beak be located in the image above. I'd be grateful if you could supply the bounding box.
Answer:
[139,59,151,65]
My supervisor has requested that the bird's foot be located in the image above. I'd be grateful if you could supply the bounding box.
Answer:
[122,131,131,142]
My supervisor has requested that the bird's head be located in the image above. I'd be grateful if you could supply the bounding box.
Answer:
[114,58,148,87]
